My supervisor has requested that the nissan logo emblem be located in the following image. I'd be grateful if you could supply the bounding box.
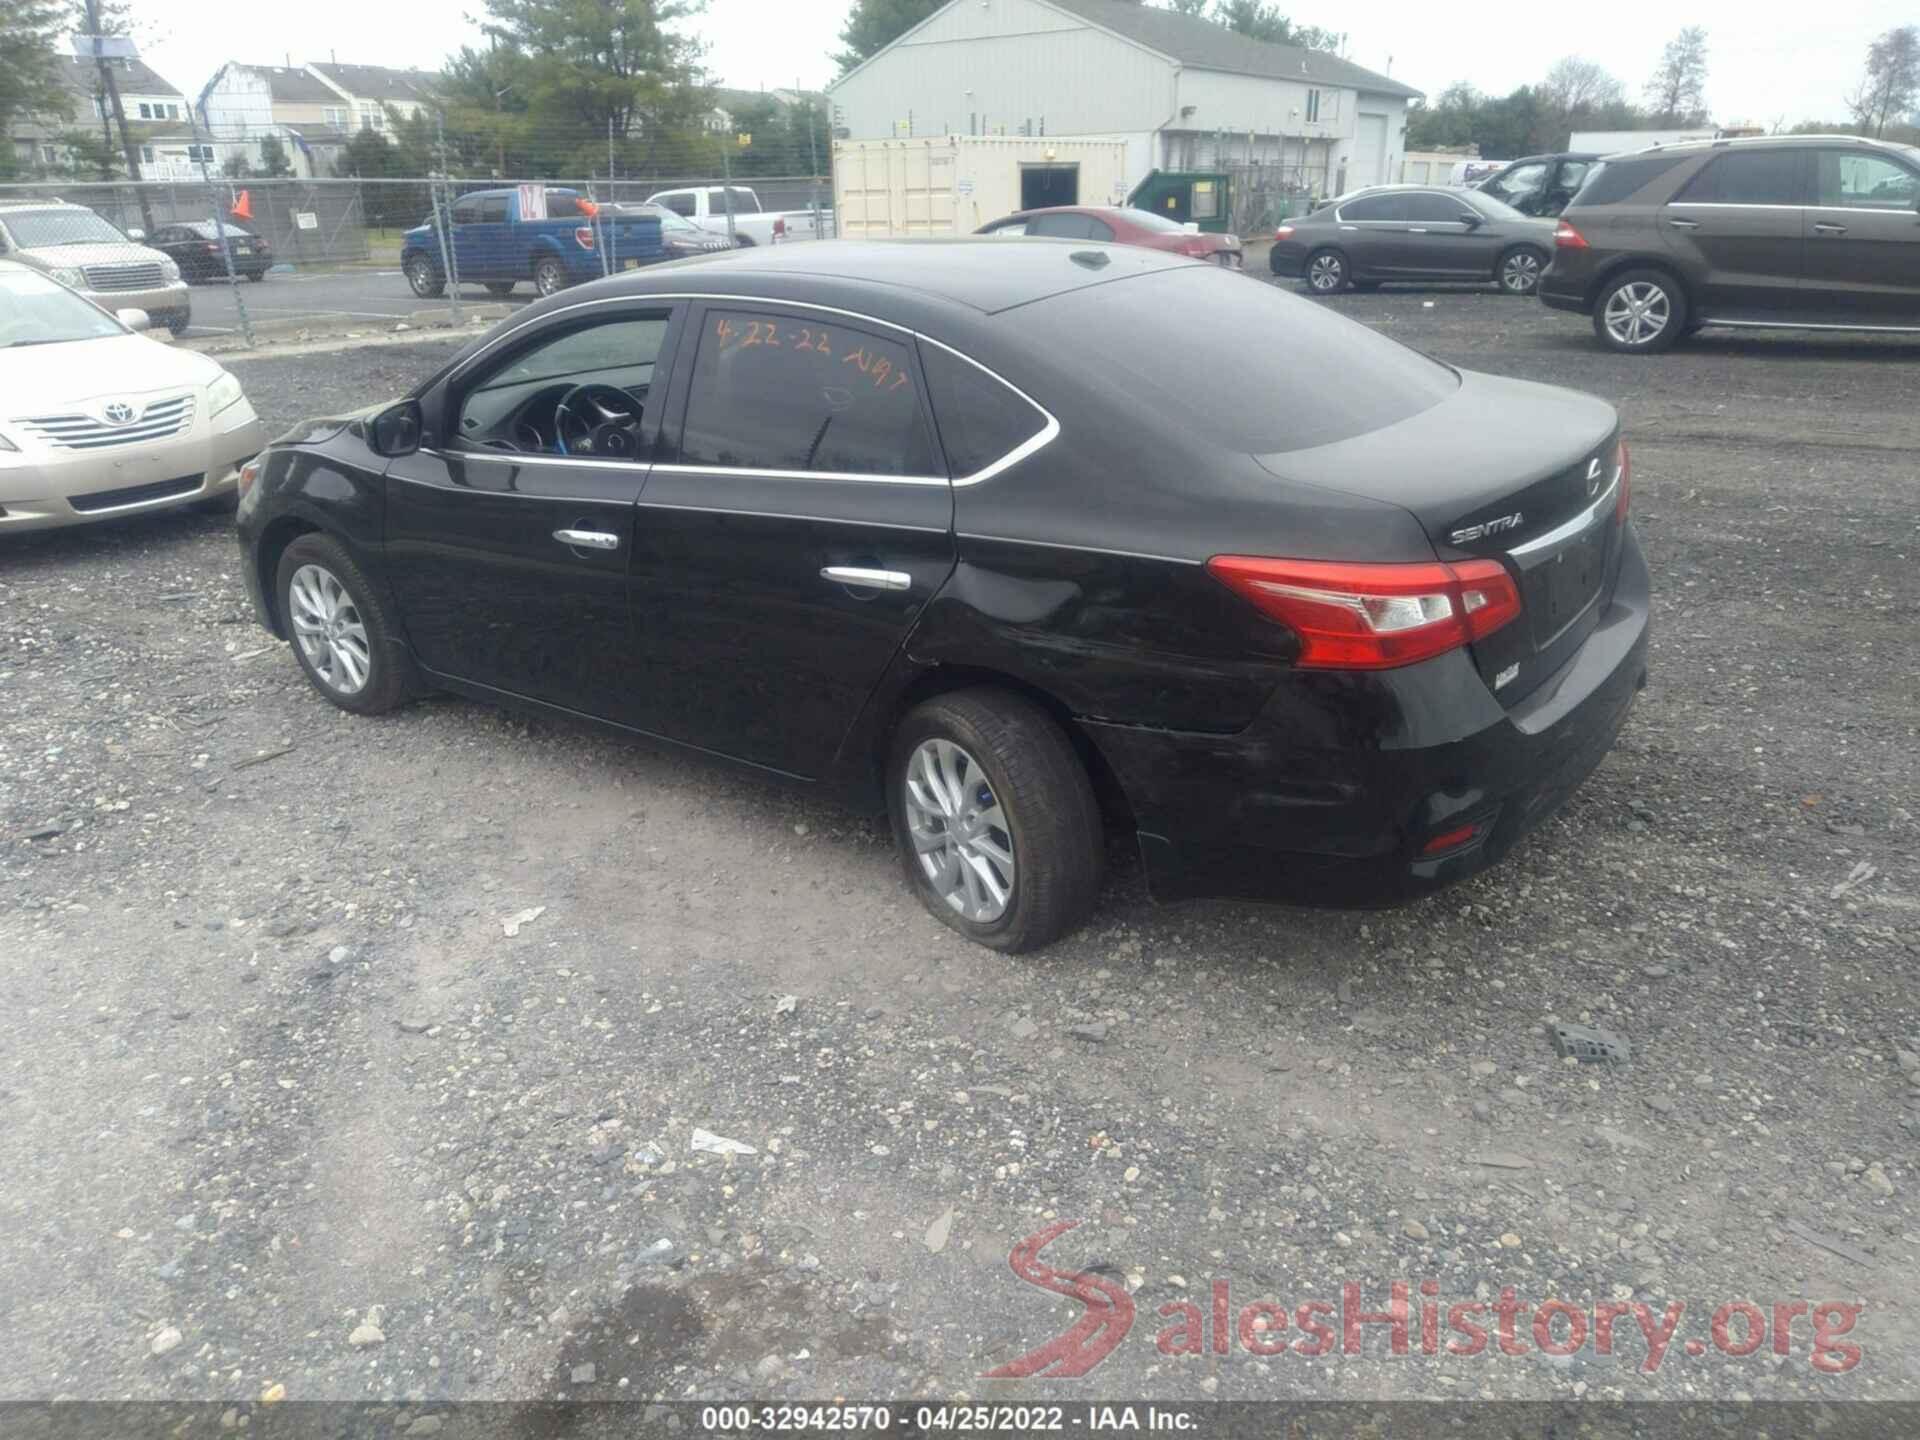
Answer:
[1585,457,1603,496]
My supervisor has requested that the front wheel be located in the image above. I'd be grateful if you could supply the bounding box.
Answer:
[404,256,444,298]
[533,258,567,297]
[888,688,1103,953]
[275,534,412,715]
[1497,246,1546,295]
[1303,248,1348,293]
[1593,269,1687,354]
[162,312,189,337]
[246,270,267,283]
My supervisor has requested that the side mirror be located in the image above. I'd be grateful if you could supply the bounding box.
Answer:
[1181,221,1201,233]
[126,227,146,242]
[116,307,151,332]
[1458,212,1483,228]
[369,399,422,458]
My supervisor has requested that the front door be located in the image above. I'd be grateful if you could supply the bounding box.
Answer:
[382,303,686,723]
[451,193,511,281]
[627,301,955,778]
[1800,147,1920,323]
[1662,147,1810,315]
[1396,192,1496,277]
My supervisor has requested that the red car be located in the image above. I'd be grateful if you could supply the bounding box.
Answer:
[977,206,1243,267]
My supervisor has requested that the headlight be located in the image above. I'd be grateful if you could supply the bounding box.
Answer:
[159,257,181,282]
[49,266,85,288]
[206,370,245,415]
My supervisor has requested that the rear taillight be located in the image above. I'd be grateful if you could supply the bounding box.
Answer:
[1206,556,1523,670]
[204,243,220,253]
[1274,224,1295,240]
[1615,439,1631,522]
[773,216,786,238]
[574,226,595,250]
[1554,220,1588,249]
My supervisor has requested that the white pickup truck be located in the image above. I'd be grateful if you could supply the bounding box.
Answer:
[641,185,831,247]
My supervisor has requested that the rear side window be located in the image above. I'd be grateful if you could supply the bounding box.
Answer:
[1339,194,1405,221]
[921,343,1048,478]
[678,309,936,477]
[1571,154,1688,206]
[1677,150,1804,205]
[1028,213,1095,240]
[1017,269,1457,455]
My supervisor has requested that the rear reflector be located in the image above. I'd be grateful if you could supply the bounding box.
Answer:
[1275,224,1295,239]
[1206,556,1523,670]
[1554,221,1588,249]
[1421,823,1480,855]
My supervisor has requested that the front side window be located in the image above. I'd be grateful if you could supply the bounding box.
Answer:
[451,197,483,225]
[921,343,1048,479]
[985,220,1028,236]
[456,314,672,454]
[1026,213,1093,239]
[1817,151,1919,209]
[660,192,695,217]
[678,309,935,477]
[477,196,509,223]
[1406,192,1471,223]
[1678,149,1804,206]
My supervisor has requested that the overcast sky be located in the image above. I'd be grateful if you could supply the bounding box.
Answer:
[139,0,1908,131]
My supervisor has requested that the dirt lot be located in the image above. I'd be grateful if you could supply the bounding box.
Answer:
[2,287,1916,1412]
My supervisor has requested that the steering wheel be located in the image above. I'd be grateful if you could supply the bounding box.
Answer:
[553,383,643,459]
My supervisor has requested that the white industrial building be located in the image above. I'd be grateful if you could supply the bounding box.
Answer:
[828,0,1421,200]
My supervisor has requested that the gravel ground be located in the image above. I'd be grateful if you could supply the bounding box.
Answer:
[2,289,1917,1410]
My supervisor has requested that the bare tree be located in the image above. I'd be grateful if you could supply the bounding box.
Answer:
[1541,56,1624,113]
[1846,26,1920,138]
[1646,26,1709,125]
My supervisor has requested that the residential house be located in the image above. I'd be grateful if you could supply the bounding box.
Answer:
[305,63,439,136]
[6,54,190,177]
[196,63,371,179]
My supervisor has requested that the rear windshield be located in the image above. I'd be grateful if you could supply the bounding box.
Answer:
[1018,268,1457,454]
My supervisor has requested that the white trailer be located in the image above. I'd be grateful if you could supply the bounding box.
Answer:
[831,135,1133,239]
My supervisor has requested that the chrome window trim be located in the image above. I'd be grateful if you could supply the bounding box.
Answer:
[638,501,948,533]
[421,445,646,474]
[1508,471,1620,562]
[1667,202,1806,211]
[1808,204,1920,215]
[443,289,1062,490]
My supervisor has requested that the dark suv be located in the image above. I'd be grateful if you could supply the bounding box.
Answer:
[1540,134,1920,353]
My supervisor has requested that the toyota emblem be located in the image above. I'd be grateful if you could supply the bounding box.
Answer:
[103,402,136,425]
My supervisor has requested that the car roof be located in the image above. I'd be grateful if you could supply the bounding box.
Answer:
[1494,152,1602,165]
[1001,205,1130,220]
[589,237,1193,316]
[1612,132,1915,159]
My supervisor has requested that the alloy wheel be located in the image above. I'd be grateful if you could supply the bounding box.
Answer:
[1502,251,1541,293]
[536,261,564,297]
[1308,253,1345,291]
[288,563,372,696]
[903,738,1015,924]
[406,259,435,296]
[1603,282,1670,346]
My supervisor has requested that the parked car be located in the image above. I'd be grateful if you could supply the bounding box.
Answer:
[977,205,1243,266]
[1476,153,1603,217]
[0,200,190,335]
[642,185,831,246]
[235,241,1647,951]
[1540,134,1920,353]
[401,187,666,299]
[607,202,737,259]
[0,261,263,531]
[148,219,274,282]
[1270,185,1558,295]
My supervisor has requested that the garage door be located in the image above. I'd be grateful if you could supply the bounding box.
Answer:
[1353,113,1388,190]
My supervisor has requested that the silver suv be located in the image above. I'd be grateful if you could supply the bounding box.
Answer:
[0,200,191,335]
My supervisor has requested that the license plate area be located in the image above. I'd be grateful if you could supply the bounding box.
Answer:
[1523,523,1607,649]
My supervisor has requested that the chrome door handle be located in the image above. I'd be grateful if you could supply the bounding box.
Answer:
[1408,226,1428,233]
[1667,217,1700,229]
[821,566,911,591]
[1812,222,1848,234]
[553,528,620,551]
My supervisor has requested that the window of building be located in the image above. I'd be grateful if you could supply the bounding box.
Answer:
[1306,90,1321,123]
[359,103,383,131]
[1191,179,1220,220]
[185,144,213,163]
[324,107,346,127]
[678,309,936,477]
[141,145,155,163]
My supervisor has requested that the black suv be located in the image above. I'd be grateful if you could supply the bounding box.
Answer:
[1540,134,1920,353]
[1477,152,1602,217]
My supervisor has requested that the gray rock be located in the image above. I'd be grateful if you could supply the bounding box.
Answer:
[1645,1095,1675,1115]
[754,1353,787,1381]
[328,945,352,965]
[406,1419,443,1437]
[1068,1022,1108,1043]
[398,1018,432,1035]
[1009,1017,1040,1040]
[1403,1220,1430,1242]
[571,1363,597,1384]
[348,1322,386,1347]
[1472,1101,1493,1123]
[150,1327,183,1357]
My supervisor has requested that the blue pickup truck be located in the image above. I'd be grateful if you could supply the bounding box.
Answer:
[401,186,665,299]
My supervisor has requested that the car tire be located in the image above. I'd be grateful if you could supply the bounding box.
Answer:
[162,312,189,337]
[405,256,445,298]
[533,258,567,297]
[275,534,413,716]
[1303,248,1349,293]
[484,280,516,295]
[246,271,266,283]
[887,687,1103,953]
[1497,245,1547,295]
[1593,269,1687,354]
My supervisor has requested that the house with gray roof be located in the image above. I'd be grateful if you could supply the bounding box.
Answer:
[6,54,190,178]
[828,0,1421,202]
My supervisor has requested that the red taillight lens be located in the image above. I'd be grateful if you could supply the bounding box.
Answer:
[1554,220,1588,249]
[1274,224,1295,240]
[1421,822,1480,855]
[1615,439,1631,522]
[574,226,595,250]
[1206,556,1523,670]
[773,216,787,237]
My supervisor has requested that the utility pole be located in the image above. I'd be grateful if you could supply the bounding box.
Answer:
[719,135,737,246]
[82,0,154,233]
[433,110,462,325]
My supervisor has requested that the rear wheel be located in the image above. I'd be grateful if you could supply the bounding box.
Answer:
[533,257,567,297]
[1593,269,1686,354]
[1303,248,1348,293]
[1497,245,1546,295]
[275,534,412,716]
[404,256,444,298]
[887,688,1103,953]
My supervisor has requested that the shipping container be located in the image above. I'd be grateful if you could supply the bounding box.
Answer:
[831,135,1133,239]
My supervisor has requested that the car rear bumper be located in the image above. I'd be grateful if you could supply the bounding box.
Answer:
[1268,243,1308,277]
[1085,524,1651,907]
[0,402,263,532]
[1538,256,1594,314]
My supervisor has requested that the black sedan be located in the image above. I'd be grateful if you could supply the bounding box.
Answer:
[148,220,273,281]
[1270,185,1558,295]
[235,240,1648,951]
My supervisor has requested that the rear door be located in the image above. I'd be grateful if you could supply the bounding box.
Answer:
[1333,192,1410,274]
[1800,147,1920,323]
[625,302,956,777]
[1662,147,1809,316]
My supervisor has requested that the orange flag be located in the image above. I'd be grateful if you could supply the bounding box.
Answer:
[232,189,253,221]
